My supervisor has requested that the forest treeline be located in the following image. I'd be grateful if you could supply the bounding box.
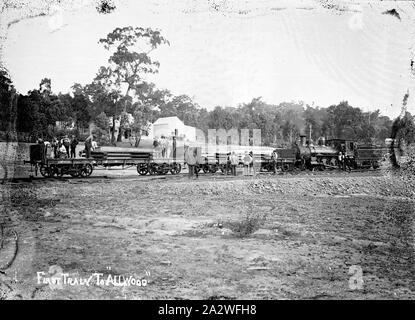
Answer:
[0,70,400,146]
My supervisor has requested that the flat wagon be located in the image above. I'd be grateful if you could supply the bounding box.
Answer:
[25,144,95,178]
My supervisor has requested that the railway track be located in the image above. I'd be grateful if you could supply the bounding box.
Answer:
[1,165,384,185]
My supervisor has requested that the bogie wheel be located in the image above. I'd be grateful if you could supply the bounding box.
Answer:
[137,164,149,175]
[55,167,65,178]
[70,166,81,177]
[39,165,51,177]
[170,163,182,175]
[149,164,159,175]
[50,166,59,177]
[209,165,218,174]
[80,163,93,177]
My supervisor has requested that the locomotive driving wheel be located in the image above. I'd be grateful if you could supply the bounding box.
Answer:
[159,163,170,175]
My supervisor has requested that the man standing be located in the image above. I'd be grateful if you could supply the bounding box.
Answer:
[271,150,279,174]
[249,151,256,176]
[225,153,231,175]
[70,135,78,158]
[185,146,198,179]
[230,151,239,176]
[338,152,343,171]
[345,155,352,172]
[243,151,252,176]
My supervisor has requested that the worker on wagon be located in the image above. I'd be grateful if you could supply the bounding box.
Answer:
[160,136,166,158]
[230,151,239,176]
[58,143,67,158]
[84,134,93,158]
[70,135,78,158]
[153,137,160,158]
[271,150,279,174]
[51,137,59,158]
[165,137,171,159]
[62,135,71,158]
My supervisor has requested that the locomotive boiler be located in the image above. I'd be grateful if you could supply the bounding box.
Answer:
[295,135,339,170]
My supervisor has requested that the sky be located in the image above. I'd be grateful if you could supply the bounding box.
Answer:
[2,0,415,119]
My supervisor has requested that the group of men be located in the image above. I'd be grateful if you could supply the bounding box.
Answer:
[37,134,96,160]
[153,136,172,159]
[50,135,79,159]
[338,151,351,171]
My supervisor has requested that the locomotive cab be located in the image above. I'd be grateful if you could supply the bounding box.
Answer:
[326,138,356,158]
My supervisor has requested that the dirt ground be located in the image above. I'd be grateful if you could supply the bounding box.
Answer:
[1,166,415,300]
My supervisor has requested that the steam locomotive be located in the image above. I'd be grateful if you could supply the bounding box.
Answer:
[259,135,385,172]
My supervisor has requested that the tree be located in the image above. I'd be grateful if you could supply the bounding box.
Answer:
[131,103,158,146]
[39,78,51,94]
[391,112,415,168]
[94,112,111,143]
[0,68,18,141]
[94,26,169,142]
[324,101,364,140]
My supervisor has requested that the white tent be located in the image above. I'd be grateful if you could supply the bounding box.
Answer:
[152,116,196,142]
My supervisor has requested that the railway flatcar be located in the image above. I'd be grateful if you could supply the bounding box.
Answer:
[89,147,183,176]
[26,143,95,177]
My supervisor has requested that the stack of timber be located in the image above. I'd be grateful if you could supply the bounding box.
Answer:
[91,147,153,161]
